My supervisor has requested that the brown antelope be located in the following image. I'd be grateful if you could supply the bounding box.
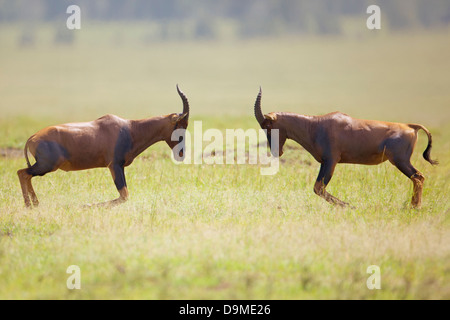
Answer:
[17,85,189,208]
[254,88,437,208]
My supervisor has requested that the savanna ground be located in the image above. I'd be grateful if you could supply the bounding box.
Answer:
[0,23,449,299]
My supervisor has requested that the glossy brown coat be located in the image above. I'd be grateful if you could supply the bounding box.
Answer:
[254,88,437,208]
[17,85,189,208]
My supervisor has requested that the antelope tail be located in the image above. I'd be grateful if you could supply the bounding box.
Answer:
[409,124,438,165]
[24,139,32,168]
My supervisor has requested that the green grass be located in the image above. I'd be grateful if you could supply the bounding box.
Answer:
[0,24,449,299]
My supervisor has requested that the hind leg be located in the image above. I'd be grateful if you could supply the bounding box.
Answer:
[17,168,40,207]
[22,161,57,208]
[26,176,39,206]
[410,172,425,208]
[390,159,424,208]
[17,169,32,207]
[19,141,66,208]
[17,167,40,207]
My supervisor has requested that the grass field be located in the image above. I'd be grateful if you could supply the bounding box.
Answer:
[0,24,449,299]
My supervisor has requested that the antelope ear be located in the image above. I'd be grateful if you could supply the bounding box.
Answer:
[264,113,277,121]
[170,113,187,124]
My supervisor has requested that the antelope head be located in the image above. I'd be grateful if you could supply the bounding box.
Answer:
[254,87,287,157]
[166,84,190,161]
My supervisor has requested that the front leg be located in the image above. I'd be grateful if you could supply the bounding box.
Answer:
[108,164,129,205]
[86,164,129,208]
[313,160,349,207]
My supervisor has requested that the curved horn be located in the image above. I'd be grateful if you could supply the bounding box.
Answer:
[254,86,264,125]
[176,84,189,120]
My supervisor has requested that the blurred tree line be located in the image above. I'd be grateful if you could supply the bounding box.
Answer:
[1,0,449,40]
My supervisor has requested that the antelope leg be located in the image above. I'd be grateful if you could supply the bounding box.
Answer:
[313,160,349,207]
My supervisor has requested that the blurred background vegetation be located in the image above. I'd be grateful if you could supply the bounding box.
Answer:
[1,0,450,43]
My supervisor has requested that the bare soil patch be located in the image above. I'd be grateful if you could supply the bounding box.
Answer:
[0,147,23,158]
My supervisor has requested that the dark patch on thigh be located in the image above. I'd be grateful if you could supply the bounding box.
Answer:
[381,136,413,161]
[114,126,133,166]
[27,141,70,176]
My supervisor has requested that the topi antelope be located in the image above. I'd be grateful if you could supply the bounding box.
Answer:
[17,85,189,208]
[254,88,437,208]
